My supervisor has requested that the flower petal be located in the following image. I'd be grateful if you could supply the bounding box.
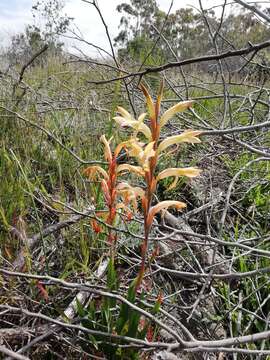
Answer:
[166,176,179,191]
[157,167,201,181]
[114,141,128,158]
[117,164,145,177]
[157,167,201,190]
[127,138,146,154]
[101,179,110,204]
[128,140,155,171]
[147,201,186,227]
[83,165,109,181]
[116,182,145,211]
[100,135,112,162]
[135,119,152,140]
[159,101,193,128]
[113,114,152,140]
[142,141,155,162]
[116,182,145,199]
[117,106,133,120]
[126,139,155,171]
[158,130,201,153]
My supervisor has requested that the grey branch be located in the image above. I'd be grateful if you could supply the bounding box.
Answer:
[234,0,270,23]
[88,39,270,84]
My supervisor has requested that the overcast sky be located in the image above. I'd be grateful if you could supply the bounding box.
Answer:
[0,0,230,55]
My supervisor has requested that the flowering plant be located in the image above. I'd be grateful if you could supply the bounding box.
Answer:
[82,82,201,358]
[85,82,201,285]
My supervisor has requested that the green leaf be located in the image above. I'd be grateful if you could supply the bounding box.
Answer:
[116,281,137,334]
[107,257,118,292]
[139,321,149,339]
[127,310,141,338]
[76,298,86,317]
[88,334,99,350]
[152,299,161,314]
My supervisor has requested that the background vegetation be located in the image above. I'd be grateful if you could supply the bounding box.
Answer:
[0,0,269,359]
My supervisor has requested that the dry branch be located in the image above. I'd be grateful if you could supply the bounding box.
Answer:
[234,0,270,23]
[0,346,30,360]
[87,39,270,84]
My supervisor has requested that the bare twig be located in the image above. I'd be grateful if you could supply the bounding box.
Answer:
[234,0,270,23]
[0,346,30,360]
[220,157,270,232]
[87,39,270,84]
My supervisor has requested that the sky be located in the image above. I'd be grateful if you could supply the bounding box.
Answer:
[0,0,231,56]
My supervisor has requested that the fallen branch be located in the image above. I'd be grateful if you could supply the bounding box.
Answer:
[0,327,36,343]
[0,346,30,360]
[155,264,270,281]
[3,258,108,358]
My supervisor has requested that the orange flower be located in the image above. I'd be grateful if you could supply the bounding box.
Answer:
[146,325,154,342]
[157,291,163,305]
[150,246,160,260]
[91,219,102,234]
[126,211,133,221]
[36,281,49,302]
[108,233,117,244]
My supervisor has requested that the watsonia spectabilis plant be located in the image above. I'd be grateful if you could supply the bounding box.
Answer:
[84,81,201,289]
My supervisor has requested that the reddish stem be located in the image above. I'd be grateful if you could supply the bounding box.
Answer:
[136,105,160,290]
